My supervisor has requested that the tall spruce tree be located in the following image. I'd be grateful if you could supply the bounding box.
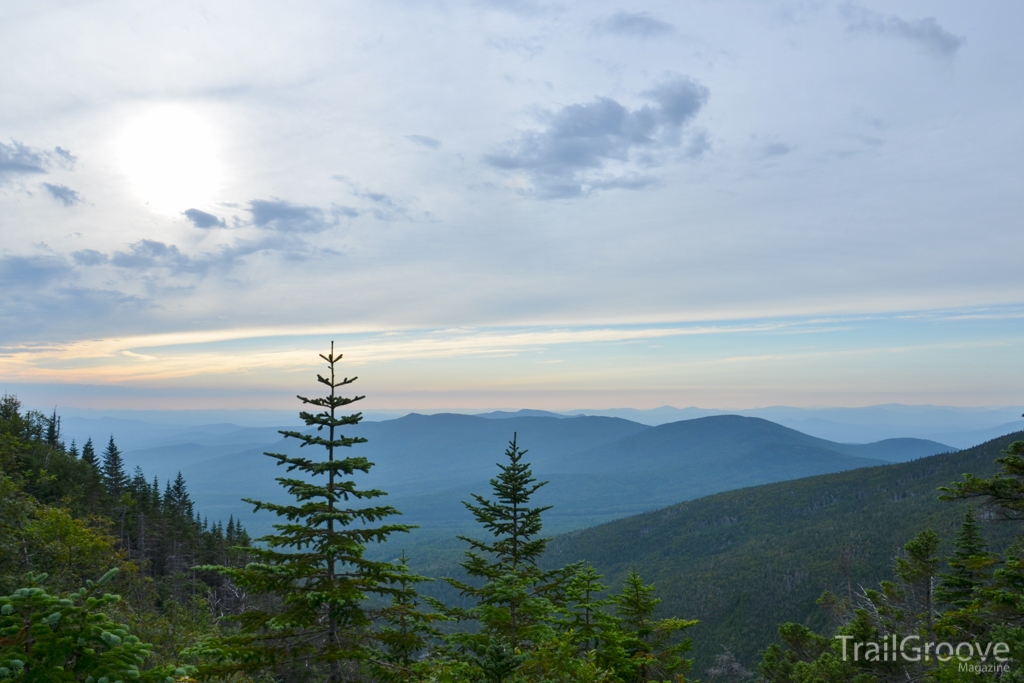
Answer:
[191,343,415,683]
[447,433,559,649]
[101,435,128,498]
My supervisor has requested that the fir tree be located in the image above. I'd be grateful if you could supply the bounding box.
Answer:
[611,568,698,682]
[75,437,106,513]
[190,343,416,683]
[45,408,61,448]
[446,433,565,651]
[101,435,128,498]
[165,471,194,521]
[936,508,998,637]
[563,562,615,653]
[80,438,97,467]
[68,439,78,459]
[895,528,942,640]
[371,550,439,681]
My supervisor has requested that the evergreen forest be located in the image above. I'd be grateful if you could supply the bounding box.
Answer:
[3,345,1024,682]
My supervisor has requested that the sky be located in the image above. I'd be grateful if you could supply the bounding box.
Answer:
[1,1,1022,412]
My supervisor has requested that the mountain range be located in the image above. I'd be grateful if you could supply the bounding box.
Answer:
[61,412,951,539]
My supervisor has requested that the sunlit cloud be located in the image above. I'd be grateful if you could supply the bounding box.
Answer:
[0,321,791,383]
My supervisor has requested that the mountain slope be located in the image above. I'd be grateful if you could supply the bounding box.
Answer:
[542,431,1023,674]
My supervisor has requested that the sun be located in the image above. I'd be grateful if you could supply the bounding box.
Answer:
[115,104,225,215]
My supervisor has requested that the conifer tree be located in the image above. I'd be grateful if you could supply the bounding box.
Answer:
[80,438,97,467]
[166,471,194,521]
[101,435,128,498]
[371,550,440,681]
[45,408,61,448]
[447,433,561,650]
[936,508,999,638]
[611,568,698,682]
[563,562,616,653]
[937,508,994,607]
[75,437,106,514]
[190,343,415,683]
[68,439,78,459]
[894,528,942,640]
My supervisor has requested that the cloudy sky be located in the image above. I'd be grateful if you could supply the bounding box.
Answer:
[1,1,1022,412]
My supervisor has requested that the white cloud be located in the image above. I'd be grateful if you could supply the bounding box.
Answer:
[0,0,1020,406]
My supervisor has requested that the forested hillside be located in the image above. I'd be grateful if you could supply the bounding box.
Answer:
[0,395,251,673]
[544,430,1024,673]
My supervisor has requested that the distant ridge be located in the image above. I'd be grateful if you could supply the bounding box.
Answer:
[56,403,1024,451]
[474,409,572,419]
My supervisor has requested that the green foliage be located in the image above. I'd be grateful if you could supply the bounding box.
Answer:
[80,439,97,467]
[428,435,695,683]
[0,394,250,674]
[759,437,1024,682]
[22,507,118,595]
[189,344,416,682]
[758,620,872,683]
[101,437,128,501]
[892,528,942,638]
[0,569,184,683]
[941,440,1024,519]
[544,431,1024,672]
[444,434,565,650]
[935,508,999,638]
[606,568,697,682]
[562,563,615,653]
[368,551,442,682]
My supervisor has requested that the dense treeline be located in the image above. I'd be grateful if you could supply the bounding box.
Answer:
[2,346,1024,682]
[0,394,252,676]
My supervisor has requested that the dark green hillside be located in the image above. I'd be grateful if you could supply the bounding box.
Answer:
[544,431,1022,674]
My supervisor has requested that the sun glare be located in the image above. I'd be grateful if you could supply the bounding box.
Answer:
[115,104,225,215]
